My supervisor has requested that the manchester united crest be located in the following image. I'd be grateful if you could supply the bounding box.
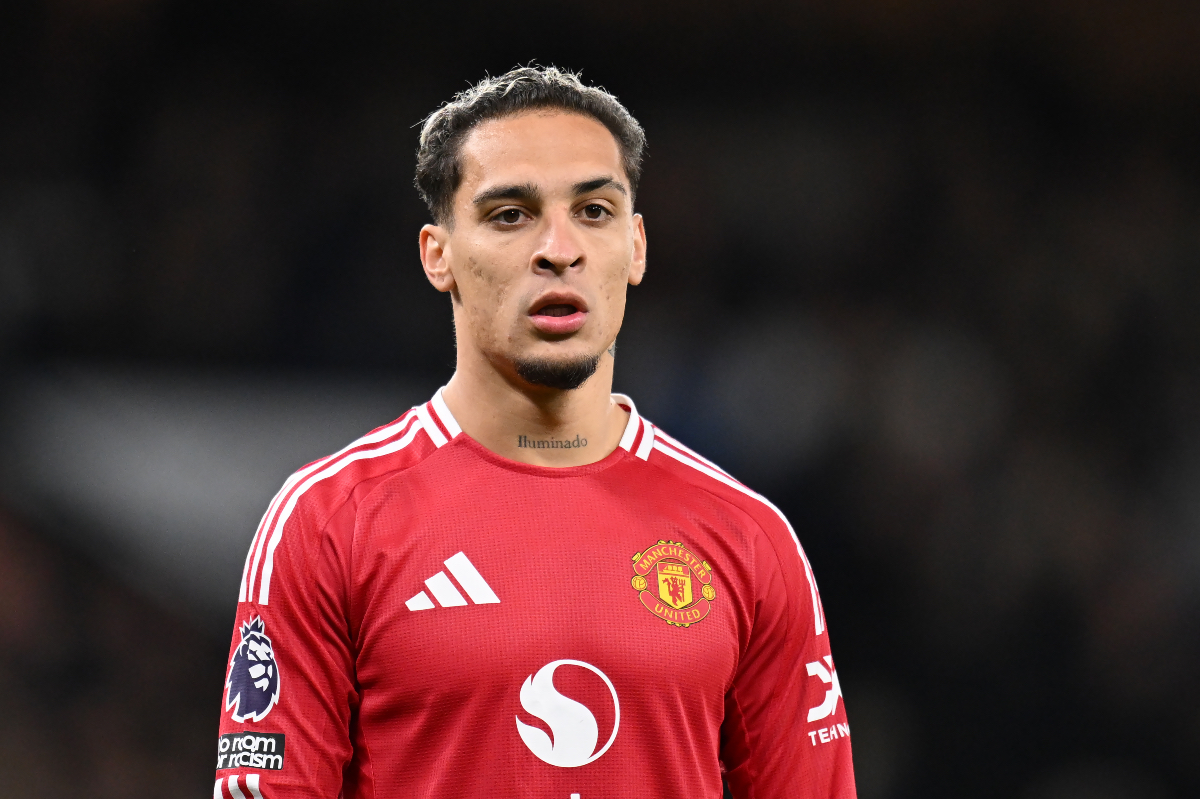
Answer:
[630,540,716,627]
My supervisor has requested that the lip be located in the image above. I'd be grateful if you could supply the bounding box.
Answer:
[528,291,589,335]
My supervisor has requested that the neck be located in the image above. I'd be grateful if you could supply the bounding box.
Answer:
[440,350,629,467]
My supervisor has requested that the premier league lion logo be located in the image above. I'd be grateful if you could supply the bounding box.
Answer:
[225,616,280,723]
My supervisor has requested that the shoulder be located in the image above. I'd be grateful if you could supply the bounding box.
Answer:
[640,423,786,534]
[239,402,447,606]
[638,422,828,635]
[278,405,442,518]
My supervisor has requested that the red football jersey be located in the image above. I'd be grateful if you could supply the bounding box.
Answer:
[214,389,856,799]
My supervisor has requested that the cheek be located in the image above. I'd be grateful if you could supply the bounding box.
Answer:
[466,254,492,284]
[603,286,627,332]
[459,256,520,333]
[600,260,630,315]
[461,255,505,297]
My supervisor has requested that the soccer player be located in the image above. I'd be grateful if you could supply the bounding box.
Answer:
[215,66,856,799]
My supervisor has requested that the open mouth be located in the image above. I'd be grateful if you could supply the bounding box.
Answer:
[529,295,589,334]
[533,303,580,318]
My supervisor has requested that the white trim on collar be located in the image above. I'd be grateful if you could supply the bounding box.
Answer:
[614,393,641,452]
[430,386,463,439]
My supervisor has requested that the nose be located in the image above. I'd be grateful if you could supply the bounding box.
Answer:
[532,209,584,274]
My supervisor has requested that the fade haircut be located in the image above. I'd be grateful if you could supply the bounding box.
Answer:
[415,66,646,226]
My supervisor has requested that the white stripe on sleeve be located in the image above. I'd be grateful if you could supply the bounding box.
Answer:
[227,775,247,799]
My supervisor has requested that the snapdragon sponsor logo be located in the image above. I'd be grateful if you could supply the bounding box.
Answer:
[517,434,587,449]
[216,732,285,771]
[515,659,619,768]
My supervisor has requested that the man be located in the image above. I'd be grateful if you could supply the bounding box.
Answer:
[215,66,856,799]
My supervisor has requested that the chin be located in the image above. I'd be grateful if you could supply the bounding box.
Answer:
[512,350,603,391]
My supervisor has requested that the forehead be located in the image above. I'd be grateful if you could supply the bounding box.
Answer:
[457,111,626,192]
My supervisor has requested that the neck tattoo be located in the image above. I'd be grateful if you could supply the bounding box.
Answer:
[517,434,588,450]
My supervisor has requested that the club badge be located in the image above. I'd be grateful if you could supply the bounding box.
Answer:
[225,616,281,723]
[630,540,716,627]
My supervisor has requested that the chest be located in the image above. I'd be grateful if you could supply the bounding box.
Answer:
[347,468,755,720]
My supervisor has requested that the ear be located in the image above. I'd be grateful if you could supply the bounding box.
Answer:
[628,213,647,286]
[420,224,456,293]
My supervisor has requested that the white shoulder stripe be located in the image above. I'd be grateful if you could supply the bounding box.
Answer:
[655,429,735,478]
[238,502,275,603]
[239,408,420,603]
[257,420,425,604]
[242,459,317,603]
[651,441,826,635]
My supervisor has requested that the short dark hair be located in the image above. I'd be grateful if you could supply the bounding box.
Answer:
[415,66,646,225]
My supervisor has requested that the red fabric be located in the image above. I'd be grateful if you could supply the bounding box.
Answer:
[216,399,856,799]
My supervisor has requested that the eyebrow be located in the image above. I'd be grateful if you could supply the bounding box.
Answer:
[470,175,628,209]
[573,175,627,196]
[471,182,541,207]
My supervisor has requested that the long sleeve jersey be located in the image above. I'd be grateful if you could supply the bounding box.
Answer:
[214,389,857,799]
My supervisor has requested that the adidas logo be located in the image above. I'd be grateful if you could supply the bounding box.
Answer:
[406,552,500,611]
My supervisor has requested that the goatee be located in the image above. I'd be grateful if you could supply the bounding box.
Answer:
[514,353,601,391]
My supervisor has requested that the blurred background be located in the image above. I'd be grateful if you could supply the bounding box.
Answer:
[1,0,1199,796]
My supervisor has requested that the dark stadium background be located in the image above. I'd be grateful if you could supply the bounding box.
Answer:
[2,1,1199,797]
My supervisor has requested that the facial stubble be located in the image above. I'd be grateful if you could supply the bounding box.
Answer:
[513,352,602,391]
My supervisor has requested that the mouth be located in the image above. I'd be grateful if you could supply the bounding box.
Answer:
[534,304,580,318]
[529,294,589,335]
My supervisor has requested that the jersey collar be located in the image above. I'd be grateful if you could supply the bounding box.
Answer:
[426,386,653,460]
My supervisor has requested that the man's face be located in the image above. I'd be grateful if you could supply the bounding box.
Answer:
[421,111,646,389]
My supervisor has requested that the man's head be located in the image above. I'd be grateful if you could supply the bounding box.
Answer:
[416,67,647,392]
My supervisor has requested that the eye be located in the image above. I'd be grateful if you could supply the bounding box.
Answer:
[581,204,609,221]
[492,208,525,224]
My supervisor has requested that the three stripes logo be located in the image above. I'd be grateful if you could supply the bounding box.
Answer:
[406,551,500,611]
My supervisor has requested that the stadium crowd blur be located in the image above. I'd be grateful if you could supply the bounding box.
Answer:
[2,1,1199,797]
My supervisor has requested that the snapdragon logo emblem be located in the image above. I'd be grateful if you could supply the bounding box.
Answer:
[225,616,280,723]
[515,660,620,768]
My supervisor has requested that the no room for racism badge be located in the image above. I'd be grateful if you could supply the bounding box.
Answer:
[630,540,716,627]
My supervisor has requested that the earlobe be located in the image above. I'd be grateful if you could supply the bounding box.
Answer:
[420,225,456,293]
[628,213,647,286]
